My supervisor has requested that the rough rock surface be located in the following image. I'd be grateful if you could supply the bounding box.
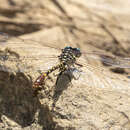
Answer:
[0,0,130,130]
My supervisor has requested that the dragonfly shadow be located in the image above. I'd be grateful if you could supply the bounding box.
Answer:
[52,69,74,107]
[37,104,56,130]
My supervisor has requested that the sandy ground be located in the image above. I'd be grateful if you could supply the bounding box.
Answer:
[0,0,130,130]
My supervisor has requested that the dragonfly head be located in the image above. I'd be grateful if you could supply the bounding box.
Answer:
[64,46,81,58]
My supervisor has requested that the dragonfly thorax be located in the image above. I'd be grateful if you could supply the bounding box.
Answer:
[58,46,81,65]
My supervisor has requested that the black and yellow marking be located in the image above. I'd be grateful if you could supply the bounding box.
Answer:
[32,46,82,96]
[33,62,66,96]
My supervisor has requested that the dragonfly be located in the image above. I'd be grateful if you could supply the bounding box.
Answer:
[0,32,130,96]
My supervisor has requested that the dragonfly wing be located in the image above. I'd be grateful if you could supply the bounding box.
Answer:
[81,51,130,68]
[0,32,61,73]
[73,62,130,95]
[0,45,60,73]
[0,55,59,73]
[100,55,130,68]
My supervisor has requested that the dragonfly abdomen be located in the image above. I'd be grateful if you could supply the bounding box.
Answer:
[32,62,66,96]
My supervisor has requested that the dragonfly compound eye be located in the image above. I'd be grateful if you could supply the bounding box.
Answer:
[64,46,72,50]
[73,48,81,58]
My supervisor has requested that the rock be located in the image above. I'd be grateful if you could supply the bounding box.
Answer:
[0,0,130,130]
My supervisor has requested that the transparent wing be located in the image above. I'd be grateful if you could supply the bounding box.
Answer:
[73,51,130,95]
[73,60,130,95]
[0,54,59,73]
[0,32,62,72]
[81,51,130,68]
[0,43,60,73]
